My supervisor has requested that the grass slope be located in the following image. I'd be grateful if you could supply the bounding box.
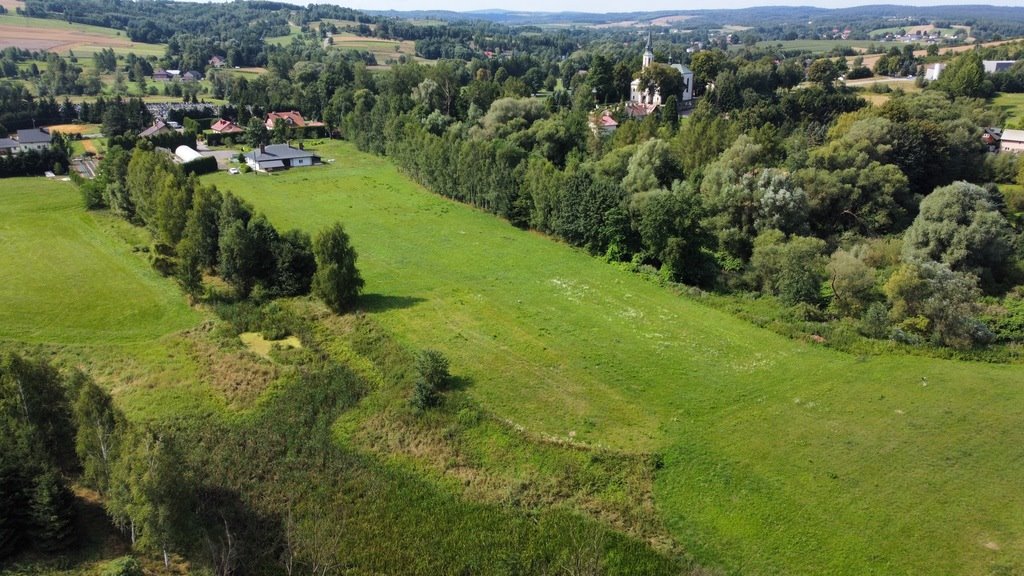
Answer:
[0,14,165,57]
[0,179,200,345]
[207,140,1024,575]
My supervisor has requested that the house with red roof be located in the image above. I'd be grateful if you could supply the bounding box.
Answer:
[588,110,618,135]
[210,119,244,135]
[264,111,325,130]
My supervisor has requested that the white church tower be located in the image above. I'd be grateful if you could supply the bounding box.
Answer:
[642,31,654,69]
[628,30,695,117]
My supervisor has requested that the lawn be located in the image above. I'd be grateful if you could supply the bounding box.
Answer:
[206,139,1024,575]
[0,178,201,345]
[994,92,1024,125]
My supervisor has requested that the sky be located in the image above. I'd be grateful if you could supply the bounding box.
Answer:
[320,0,1024,14]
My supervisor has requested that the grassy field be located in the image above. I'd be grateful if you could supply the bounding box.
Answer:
[749,39,874,53]
[0,14,164,57]
[266,23,304,47]
[0,175,682,573]
[869,24,969,38]
[0,179,201,345]
[994,92,1024,126]
[327,31,421,65]
[205,139,1024,575]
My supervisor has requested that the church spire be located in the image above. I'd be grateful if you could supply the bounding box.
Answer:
[642,29,654,69]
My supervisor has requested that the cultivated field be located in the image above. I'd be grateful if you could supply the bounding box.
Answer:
[0,179,201,345]
[0,14,164,57]
[869,24,970,38]
[327,32,420,65]
[750,39,875,53]
[854,38,1020,71]
[206,140,1024,575]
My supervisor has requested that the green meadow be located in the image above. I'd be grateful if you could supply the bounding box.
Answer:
[206,140,1024,575]
[748,39,875,53]
[0,178,200,345]
[0,176,681,574]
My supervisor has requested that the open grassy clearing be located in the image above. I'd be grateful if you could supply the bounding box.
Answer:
[0,179,201,345]
[265,23,303,47]
[207,139,1024,575]
[0,178,682,573]
[749,39,874,53]
[327,32,421,65]
[993,92,1024,125]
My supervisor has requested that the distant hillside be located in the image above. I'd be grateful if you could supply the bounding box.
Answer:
[366,4,1024,33]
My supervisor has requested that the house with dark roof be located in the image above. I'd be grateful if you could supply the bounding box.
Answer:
[153,69,173,82]
[16,128,52,152]
[0,137,19,155]
[182,70,204,83]
[244,144,318,172]
[140,121,173,139]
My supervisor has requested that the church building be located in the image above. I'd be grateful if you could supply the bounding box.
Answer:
[628,32,694,117]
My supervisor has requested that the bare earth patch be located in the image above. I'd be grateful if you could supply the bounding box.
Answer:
[47,123,100,135]
[239,331,302,359]
[0,0,25,11]
[185,326,281,408]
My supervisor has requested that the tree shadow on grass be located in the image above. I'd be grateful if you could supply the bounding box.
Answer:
[358,293,426,312]
[445,374,473,392]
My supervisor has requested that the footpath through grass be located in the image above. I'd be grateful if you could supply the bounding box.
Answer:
[208,140,1024,575]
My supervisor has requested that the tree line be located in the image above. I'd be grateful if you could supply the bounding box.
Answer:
[77,142,363,312]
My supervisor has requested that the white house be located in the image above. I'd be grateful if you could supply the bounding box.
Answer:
[983,60,1017,74]
[15,128,52,153]
[629,32,694,118]
[924,63,946,81]
[244,144,318,172]
[999,129,1024,153]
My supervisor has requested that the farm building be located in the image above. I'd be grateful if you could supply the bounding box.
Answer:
[244,144,318,172]
[174,145,203,163]
[999,129,1024,153]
